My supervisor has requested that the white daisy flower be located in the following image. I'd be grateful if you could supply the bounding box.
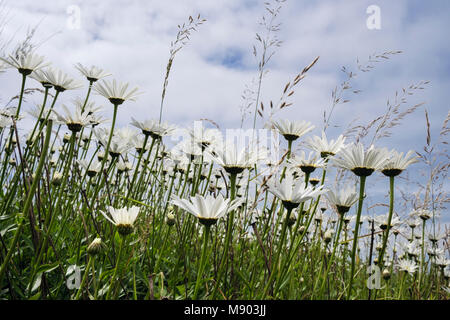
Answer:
[306,131,346,158]
[325,186,358,215]
[78,159,102,177]
[374,214,402,231]
[42,68,83,92]
[94,79,142,105]
[71,97,104,115]
[0,115,13,129]
[265,174,325,210]
[52,104,92,132]
[381,150,418,177]
[117,159,133,173]
[411,209,434,221]
[397,258,418,274]
[288,151,326,174]
[29,69,53,88]
[209,142,266,175]
[130,118,177,139]
[171,194,242,226]
[187,126,223,151]
[74,63,111,82]
[1,52,50,75]
[271,119,315,142]
[332,143,389,177]
[101,206,140,236]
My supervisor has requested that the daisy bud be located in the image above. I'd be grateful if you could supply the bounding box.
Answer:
[50,158,57,167]
[382,269,391,280]
[52,171,63,186]
[324,229,334,244]
[286,215,296,228]
[63,133,71,143]
[87,237,103,256]
[166,212,176,227]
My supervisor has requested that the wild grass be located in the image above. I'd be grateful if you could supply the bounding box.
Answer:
[0,1,448,300]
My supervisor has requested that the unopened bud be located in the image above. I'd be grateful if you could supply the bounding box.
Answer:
[63,133,71,143]
[52,171,63,186]
[324,229,334,244]
[166,212,176,227]
[382,268,391,280]
[87,237,103,256]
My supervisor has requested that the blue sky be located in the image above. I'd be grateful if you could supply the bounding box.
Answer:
[0,0,448,223]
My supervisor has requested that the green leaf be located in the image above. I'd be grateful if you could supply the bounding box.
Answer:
[28,292,41,300]
[36,263,59,274]
[28,273,42,293]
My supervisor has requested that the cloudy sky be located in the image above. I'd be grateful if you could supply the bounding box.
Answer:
[1,0,448,219]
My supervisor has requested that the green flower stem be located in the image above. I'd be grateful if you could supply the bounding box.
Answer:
[80,130,94,159]
[106,234,125,300]
[127,134,149,199]
[81,81,93,113]
[0,119,53,285]
[317,215,344,296]
[28,130,76,294]
[75,256,94,300]
[262,206,294,298]
[15,73,27,118]
[26,87,49,158]
[278,167,325,286]
[75,81,94,155]
[153,224,171,272]
[273,207,295,294]
[378,176,395,267]
[132,138,157,201]
[51,131,76,209]
[419,218,426,290]
[91,103,118,209]
[193,224,211,299]
[193,155,204,195]
[201,163,213,195]
[304,171,310,186]
[133,262,137,300]
[212,172,237,298]
[280,140,293,181]
[29,91,60,156]
[0,74,27,187]
[397,271,406,299]
[287,140,293,159]
[276,199,317,293]
[347,175,367,299]
[178,161,192,198]
[92,259,98,299]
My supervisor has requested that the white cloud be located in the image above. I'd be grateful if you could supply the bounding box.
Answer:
[1,0,448,144]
